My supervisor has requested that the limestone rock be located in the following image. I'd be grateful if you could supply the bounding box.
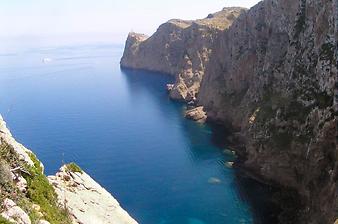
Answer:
[12,174,28,193]
[197,1,337,222]
[1,198,31,224]
[121,0,337,223]
[185,106,207,122]
[37,220,50,224]
[48,166,138,224]
[0,115,35,167]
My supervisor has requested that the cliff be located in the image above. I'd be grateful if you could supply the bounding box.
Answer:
[122,0,337,223]
[0,115,137,224]
[48,165,137,224]
[121,7,246,101]
[198,0,336,223]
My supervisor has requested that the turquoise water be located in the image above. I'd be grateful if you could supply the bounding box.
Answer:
[0,43,275,224]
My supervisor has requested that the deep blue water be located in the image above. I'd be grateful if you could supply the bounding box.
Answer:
[0,43,274,224]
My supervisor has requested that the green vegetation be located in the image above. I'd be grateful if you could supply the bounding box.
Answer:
[319,42,335,63]
[284,99,312,123]
[65,162,83,174]
[257,90,288,121]
[27,152,43,173]
[315,91,333,109]
[0,141,72,224]
[254,88,316,149]
[257,88,315,123]
[24,154,71,224]
[271,130,293,150]
[0,216,14,224]
[221,87,249,107]
[0,141,20,167]
[16,197,41,224]
[0,142,18,202]
[293,0,306,38]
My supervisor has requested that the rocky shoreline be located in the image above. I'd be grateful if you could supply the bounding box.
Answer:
[121,0,337,223]
[0,115,138,224]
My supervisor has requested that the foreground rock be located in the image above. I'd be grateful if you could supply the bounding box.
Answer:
[0,115,34,167]
[0,115,137,224]
[1,199,31,224]
[185,106,207,123]
[0,115,55,224]
[197,1,337,223]
[121,7,246,101]
[48,166,138,224]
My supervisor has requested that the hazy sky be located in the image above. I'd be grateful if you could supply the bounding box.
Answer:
[0,0,261,43]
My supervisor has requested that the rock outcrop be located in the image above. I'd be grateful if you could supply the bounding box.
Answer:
[1,199,31,224]
[0,115,35,167]
[121,7,246,101]
[0,115,54,224]
[48,166,138,224]
[0,115,137,224]
[198,1,337,223]
[185,106,207,123]
[122,0,337,223]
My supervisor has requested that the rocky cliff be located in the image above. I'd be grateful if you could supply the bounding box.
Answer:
[48,166,138,224]
[199,0,337,223]
[121,7,246,101]
[0,115,138,224]
[122,0,337,223]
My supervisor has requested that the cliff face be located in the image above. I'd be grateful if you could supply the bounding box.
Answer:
[48,166,138,224]
[122,0,337,223]
[121,7,246,101]
[199,0,336,223]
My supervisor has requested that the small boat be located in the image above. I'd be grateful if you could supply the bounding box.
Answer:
[42,58,52,63]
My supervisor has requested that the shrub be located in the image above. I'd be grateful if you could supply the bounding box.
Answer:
[65,162,83,174]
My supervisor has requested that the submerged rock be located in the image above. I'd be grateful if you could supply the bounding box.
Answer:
[208,177,222,184]
[166,84,174,91]
[222,149,236,156]
[224,162,234,168]
[48,165,138,224]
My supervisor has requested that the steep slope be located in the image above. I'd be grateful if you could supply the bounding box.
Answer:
[0,115,138,224]
[122,0,337,223]
[198,0,336,223]
[121,7,246,101]
[0,115,71,224]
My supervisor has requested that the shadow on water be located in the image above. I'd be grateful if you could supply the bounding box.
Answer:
[183,117,283,224]
[206,120,298,224]
[121,68,282,224]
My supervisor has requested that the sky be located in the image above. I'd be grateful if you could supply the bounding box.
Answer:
[0,0,261,44]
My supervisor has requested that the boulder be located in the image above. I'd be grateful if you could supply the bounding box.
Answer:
[185,106,207,123]
[1,198,31,224]
[48,166,138,224]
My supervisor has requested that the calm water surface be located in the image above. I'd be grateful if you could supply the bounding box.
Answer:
[0,43,273,224]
